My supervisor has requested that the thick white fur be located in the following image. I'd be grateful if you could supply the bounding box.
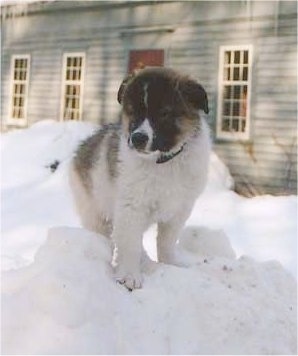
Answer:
[69,119,211,290]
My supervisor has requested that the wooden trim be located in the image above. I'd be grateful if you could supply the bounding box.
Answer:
[60,52,86,121]
[216,44,253,141]
[120,26,175,36]
[7,54,31,127]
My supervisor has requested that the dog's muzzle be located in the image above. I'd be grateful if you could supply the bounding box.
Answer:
[129,129,185,164]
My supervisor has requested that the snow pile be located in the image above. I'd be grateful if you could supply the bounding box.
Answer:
[2,226,297,355]
[1,120,96,189]
[1,121,96,270]
[1,121,297,354]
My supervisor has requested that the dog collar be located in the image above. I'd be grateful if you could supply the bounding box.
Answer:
[156,144,185,164]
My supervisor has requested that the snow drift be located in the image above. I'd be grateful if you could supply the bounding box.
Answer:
[2,226,297,355]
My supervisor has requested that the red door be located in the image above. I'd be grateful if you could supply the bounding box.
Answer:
[128,49,164,73]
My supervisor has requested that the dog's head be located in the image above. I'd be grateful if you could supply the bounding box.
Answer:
[117,67,208,163]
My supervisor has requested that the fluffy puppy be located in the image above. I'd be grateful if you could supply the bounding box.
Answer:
[69,67,211,290]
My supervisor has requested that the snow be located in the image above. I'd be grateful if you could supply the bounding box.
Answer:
[1,121,297,354]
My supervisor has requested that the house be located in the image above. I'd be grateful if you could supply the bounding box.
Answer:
[1,0,297,195]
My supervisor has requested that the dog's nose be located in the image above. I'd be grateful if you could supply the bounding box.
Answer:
[131,132,149,149]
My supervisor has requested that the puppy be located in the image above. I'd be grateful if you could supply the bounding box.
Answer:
[69,67,211,290]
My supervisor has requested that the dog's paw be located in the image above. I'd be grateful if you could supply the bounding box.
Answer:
[115,271,143,291]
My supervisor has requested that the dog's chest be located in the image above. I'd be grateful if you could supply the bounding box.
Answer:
[121,161,199,222]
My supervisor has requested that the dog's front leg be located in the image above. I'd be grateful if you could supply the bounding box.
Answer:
[157,209,192,266]
[112,207,146,291]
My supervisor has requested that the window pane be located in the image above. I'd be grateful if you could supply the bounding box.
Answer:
[76,70,81,80]
[224,68,231,80]
[240,100,247,117]
[223,85,232,99]
[19,108,24,118]
[20,70,26,80]
[73,85,80,95]
[232,102,240,116]
[224,51,231,64]
[222,119,230,132]
[20,84,25,94]
[243,51,249,64]
[22,59,27,69]
[234,51,241,64]
[15,59,21,68]
[241,120,246,132]
[243,67,248,81]
[234,85,241,99]
[66,98,72,108]
[233,67,240,81]
[223,102,231,116]
[232,119,239,132]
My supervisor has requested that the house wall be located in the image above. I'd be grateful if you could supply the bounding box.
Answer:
[1,1,297,194]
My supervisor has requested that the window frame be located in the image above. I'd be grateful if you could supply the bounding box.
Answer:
[8,54,31,127]
[216,45,253,141]
[60,52,85,121]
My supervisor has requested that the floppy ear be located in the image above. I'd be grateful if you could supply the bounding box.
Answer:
[117,73,135,104]
[179,79,209,114]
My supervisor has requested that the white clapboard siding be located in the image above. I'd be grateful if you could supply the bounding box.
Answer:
[1,0,296,193]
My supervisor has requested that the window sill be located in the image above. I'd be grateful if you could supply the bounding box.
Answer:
[215,134,252,144]
[6,119,28,127]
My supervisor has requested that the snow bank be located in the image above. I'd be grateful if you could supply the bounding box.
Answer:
[1,120,96,189]
[2,226,297,355]
[1,121,96,270]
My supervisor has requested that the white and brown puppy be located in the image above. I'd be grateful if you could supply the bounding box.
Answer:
[69,67,211,290]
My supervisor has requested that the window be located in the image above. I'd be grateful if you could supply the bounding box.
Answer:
[8,55,30,126]
[217,45,252,140]
[128,49,164,73]
[61,53,85,121]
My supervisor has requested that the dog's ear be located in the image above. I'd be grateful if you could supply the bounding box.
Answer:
[117,72,136,104]
[179,78,209,114]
